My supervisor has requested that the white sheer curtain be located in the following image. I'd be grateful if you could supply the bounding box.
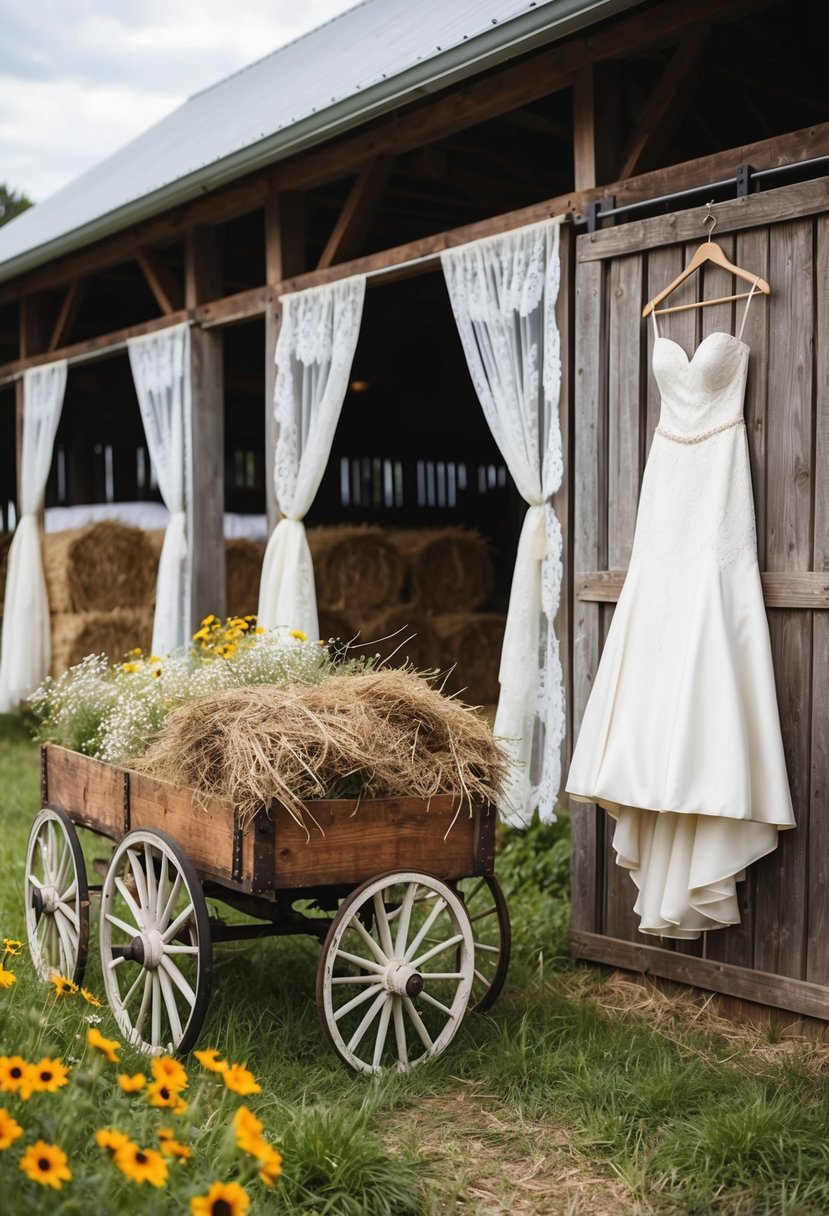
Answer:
[127,324,192,656]
[441,217,564,827]
[0,361,68,711]
[258,276,366,638]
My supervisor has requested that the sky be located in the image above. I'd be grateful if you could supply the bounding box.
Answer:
[0,0,362,203]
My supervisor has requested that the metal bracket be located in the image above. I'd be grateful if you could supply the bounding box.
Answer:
[586,195,616,233]
[232,813,244,884]
[736,163,754,197]
[251,810,276,895]
[122,771,131,835]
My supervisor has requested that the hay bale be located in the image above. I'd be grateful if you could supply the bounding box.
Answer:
[387,527,494,612]
[359,603,443,673]
[44,521,157,612]
[434,612,506,706]
[307,524,406,612]
[226,538,265,618]
[317,607,358,645]
[51,608,154,678]
[135,668,509,829]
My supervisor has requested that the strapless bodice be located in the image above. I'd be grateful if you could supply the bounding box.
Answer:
[653,332,749,439]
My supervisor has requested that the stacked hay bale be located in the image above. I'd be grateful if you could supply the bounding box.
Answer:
[43,521,156,676]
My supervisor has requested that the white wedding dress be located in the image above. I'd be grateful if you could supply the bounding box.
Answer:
[566,288,795,939]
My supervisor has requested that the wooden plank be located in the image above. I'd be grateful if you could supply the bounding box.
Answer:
[754,219,814,980]
[570,930,829,1021]
[0,311,192,380]
[576,570,829,608]
[737,226,771,566]
[554,225,573,793]
[568,252,605,935]
[578,179,829,261]
[807,213,829,986]
[127,769,240,885]
[699,232,736,347]
[196,286,272,329]
[43,745,125,839]
[572,64,620,192]
[136,249,184,315]
[189,325,226,629]
[644,244,683,440]
[185,226,221,310]
[47,278,88,352]
[317,155,394,270]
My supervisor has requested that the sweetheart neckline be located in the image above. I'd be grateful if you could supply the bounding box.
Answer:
[654,332,749,364]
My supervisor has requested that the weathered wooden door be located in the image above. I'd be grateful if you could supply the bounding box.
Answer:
[568,178,829,1019]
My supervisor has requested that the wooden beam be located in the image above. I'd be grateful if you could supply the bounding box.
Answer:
[185,226,222,310]
[576,569,829,609]
[48,278,87,352]
[0,311,191,381]
[189,325,225,628]
[19,295,50,359]
[135,249,183,315]
[317,155,395,270]
[0,0,776,304]
[617,24,711,181]
[572,63,620,191]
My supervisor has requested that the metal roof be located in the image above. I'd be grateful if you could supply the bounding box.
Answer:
[0,0,644,284]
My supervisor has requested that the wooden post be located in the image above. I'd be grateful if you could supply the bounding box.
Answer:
[264,194,305,533]
[572,64,620,192]
[185,226,226,628]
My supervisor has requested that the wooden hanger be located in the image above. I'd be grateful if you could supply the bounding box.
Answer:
[642,203,771,318]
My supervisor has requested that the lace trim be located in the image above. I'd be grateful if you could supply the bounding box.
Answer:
[656,417,744,445]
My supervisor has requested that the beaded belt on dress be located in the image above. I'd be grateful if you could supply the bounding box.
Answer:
[655,417,745,444]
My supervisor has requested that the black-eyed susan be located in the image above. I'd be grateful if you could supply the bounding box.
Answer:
[121,662,140,674]
[221,1063,261,1096]
[87,1026,120,1063]
[0,965,15,989]
[20,1057,70,1098]
[258,1146,283,1187]
[0,1056,28,1094]
[2,939,22,956]
[117,1072,146,1093]
[158,1132,192,1161]
[194,1047,227,1073]
[0,1107,24,1151]
[233,1105,266,1157]
[147,1078,187,1112]
[95,1128,133,1156]
[114,1141,168,1187]
[49,972,78,997]
[190,1180,250,1216]
[80,987,101,1007]
[19,1140,72,1189]
[150,1055,188,1091]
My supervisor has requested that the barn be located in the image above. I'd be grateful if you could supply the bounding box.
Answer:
[0,0,826,1024]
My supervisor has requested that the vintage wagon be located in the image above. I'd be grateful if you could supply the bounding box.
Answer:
[24,743,510,1074]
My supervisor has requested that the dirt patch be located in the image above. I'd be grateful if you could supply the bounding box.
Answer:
[384,1089,643,1216]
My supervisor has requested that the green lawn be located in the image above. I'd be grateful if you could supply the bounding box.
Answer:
[2,713,829,1215]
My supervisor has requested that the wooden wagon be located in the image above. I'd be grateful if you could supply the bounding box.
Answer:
[24,743,510,1074]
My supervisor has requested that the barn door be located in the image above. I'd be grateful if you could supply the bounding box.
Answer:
[568,178,829,1018]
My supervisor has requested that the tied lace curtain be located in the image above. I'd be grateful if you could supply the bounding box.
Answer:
[127,324,192,656]
[441,217,564,827]
[258,276,366,638]
[0,361,68,711]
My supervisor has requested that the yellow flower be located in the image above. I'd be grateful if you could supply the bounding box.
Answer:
[150,1055,188,1092]
[259,1146,283,1187]
[201,614,217,627]
[221,1063,261,1096]
[48,972,78,997]
[19,1140,72,1190]
[128,647,143,656]
[121,662,140,674]
[254,626,265,634]
[148,655,161,663]
[193,1048,228,1073]
[147,1079,186,1111]
[289,629,308,641]
[0,966,15,989]
[193,627,210,642]
[87,1026,120,1063]
[21,1057,70,1098]
[2,939,22,956]
[158,1132,192,1161]
[117,1072,147,1093]
[80,987,101,1007]
[0,1056,28,1094]
[95,1128,132,1155]
[153,667,162,677]
[191,1180,250,1216]
[114,1141,169,1187]
[0,1107,24,1151]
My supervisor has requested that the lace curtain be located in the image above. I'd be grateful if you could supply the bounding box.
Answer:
[0,361,68,710]
[441,217,564,827]
[127,324,192,655]
[258,276,366,638]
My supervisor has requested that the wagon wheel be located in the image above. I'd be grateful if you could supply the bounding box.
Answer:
[317,870,475,1074]
[451,875,511,1013]
[25,807,89,985]
[99,829,212,1056]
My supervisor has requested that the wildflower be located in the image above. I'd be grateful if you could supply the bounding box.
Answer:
[21,1057,70,1097]
[0,1056,28,1094]
[221,1063,261,1096]
[147,1079,186,1112]
[193,628,210,642]
[201,615,217,627]
[150,1055,188,1091]
[148,655,161,663]
[128,648,143,658]
[259,1146,283,1187]
[289,629,308,641]
[49,972,78,997]
[114,1141,169,1187]
[254,626,265,634]
[95,1128,132,1155]
[158,1131,192,1161]
[194,1047,227,1073]
[233,1104,264,1143]
[80,987,101,1007]
[0,965,16,989]
[2,939,22,956]
[0,1108,24,1151]
[19,1140,72,1190]
[86,1011,102,1025]
[191,1180,250,1216]
[153,668,162,678]
[87,1026,120,1063]
[121,662,140,674]
[117,1072,146,1093]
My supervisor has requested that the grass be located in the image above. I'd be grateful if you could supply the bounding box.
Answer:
[2,712,829,1214]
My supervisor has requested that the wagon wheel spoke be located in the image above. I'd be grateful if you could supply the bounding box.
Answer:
[25,808,89,986]
[134,972,153,1039]
[402,996,433,1051]
[392,996,408,1070]
[372,996,393,1070]
[333,982,384,1022]
[346,991,388,1053]
[410,933,465,969]
[158,965,183,1046]
[450,876,511,1014]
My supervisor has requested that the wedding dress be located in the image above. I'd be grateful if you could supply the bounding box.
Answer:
[565,285,795,939]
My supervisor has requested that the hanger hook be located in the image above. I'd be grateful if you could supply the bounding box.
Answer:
[702,200,717,241]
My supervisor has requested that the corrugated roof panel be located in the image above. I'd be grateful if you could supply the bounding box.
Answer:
[0,0,643,282]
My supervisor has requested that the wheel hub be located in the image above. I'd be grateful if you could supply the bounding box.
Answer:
[382,961,424,997]
[39,884,59,915]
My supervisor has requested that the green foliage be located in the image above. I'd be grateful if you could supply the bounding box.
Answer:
[0,184,33,227]
[495,809,572,964]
